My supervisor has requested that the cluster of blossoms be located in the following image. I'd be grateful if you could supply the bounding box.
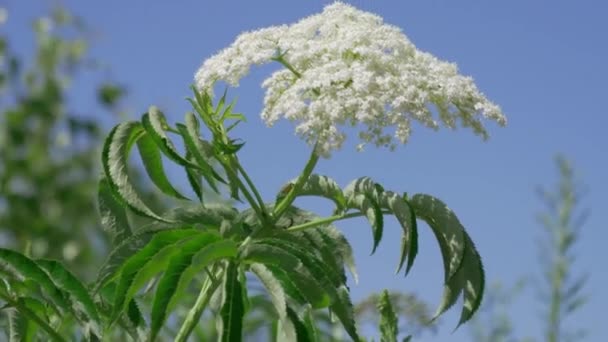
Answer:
[195,2,506,157]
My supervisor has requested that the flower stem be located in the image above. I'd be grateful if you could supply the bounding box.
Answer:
[175,266,224,342]
[272,145,320,221]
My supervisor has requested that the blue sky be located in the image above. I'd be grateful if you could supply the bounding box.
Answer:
[6,1,608,341]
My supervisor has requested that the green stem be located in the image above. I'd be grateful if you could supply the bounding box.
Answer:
[234,157,267,217]
[286,210,391,233]
[0,293,66,342]
[175,267,224,342]
[272,145,320,221]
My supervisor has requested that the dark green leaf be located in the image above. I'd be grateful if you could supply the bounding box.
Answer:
[0,249,69,314]
[380,192,418,275]
[286,304,319,342]
[218,261,245,342]
[136,132,188,200]
[409,194,465,283]
[240,243,329,308]
[36,259,102,338]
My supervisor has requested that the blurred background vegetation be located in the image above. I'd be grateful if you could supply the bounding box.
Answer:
[0,6,591,341]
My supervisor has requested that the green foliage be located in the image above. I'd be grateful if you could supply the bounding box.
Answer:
[0,7,126,275]
[1,9,492,340]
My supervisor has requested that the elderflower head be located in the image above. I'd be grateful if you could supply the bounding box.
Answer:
[195,2,506,157]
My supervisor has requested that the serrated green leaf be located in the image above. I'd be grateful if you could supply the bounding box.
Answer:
[0,249,69,314]
[112,229,201,321]
[127,299,145,328]
[348,193,384,254]
[184,154,204,202]
[240,243,329,308]
[167,240,238,313]
[380,192,418,275]
[409,194,484,325]
[102,122,165,221]
[98,178,132,245]
[455,235,485,327]
[378,290,398,342]
[176,113,225,192]
[136,131,188,200]
[95,226,185,291]
[343,177,384,203]
[36,259,102,338]
[218,261,245,342]
[409,194,465,282]
[150,232,229,341]
[252,238,360,341]
[277,174,346,211]
[141,106,198,169]
[251,263,296,341]
[286,304,319,342]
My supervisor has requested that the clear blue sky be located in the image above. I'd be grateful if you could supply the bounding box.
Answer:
[6,1,608,341]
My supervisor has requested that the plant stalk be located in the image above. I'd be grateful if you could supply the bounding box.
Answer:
[175,267,224,342]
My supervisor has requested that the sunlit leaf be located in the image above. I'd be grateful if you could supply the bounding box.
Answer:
[277,174,346,211]
[102,122,165,221]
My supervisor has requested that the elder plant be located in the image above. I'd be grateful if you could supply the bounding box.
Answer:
[0,3,505,341]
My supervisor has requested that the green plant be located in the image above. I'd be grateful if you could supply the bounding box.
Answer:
[0,7,126,276]
[0,3,506,341]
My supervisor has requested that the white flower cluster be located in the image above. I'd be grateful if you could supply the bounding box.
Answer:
[195,2,506,157]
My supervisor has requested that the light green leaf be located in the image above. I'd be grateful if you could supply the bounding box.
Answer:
[136,131,188,200]
[36,259,102,339]
[380,192,418,275]
[378,290,398,342]
[0,249,69,314]
[102,122,165,221]
[167,239,238,312]
[141,106,197,169]
[218,261,245,342]
[251,263,296,341]
[150,232,229,341]
[98,178,132,245]
[111,229,201,321]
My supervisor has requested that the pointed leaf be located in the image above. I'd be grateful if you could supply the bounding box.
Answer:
[112,229,201,320]
[348,193,384,254]
[409,194,465,282]
[141,106,197,169]
[380,192,418,275]
[102,122,165,221]
[136,131,188,200]
[218,261,245,342]
[36,259,102,338]
[240,243,329,308]
[286,304,319,342]
[150,232,229,340]
[251,263,296,341]
[98,178,132,244]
